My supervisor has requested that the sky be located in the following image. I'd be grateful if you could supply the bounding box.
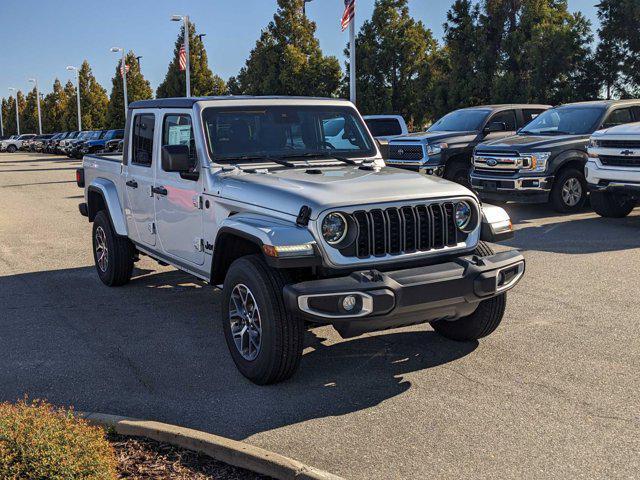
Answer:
[0,0,599,99]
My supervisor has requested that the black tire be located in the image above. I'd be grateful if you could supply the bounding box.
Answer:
[92,210,135,287]
[590,191,636,218]
[7,144,16,153]
[550,167,587,213]
[430,241,506,341]
[221,255,304,385]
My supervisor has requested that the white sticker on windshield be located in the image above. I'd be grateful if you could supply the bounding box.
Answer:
[168,125,191,145]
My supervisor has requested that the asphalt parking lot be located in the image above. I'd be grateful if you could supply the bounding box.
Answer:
[1,151,639,479]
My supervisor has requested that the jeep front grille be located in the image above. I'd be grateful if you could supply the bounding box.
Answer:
[344,202,459,258]
[600,155,640,168]
[388,144,424,161]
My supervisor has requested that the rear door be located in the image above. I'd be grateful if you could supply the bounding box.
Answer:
[124,111,157,246]
[154,111,205,266]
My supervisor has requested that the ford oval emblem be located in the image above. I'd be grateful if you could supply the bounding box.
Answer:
[486,158,498,167]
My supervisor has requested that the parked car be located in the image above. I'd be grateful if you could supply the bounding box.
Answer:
[79,129,124,157]
[77,96,525,385]
[103,137,124,153]
[58,131,81,154]
[49,131,73,154]
[69,130,106,159]
[0,133,37,152]
[386,105,550,183]
[29,134,54,152]
[471,100,640,212]
[586,121,640,217]
[44,133,64,153]
[363,115,409,159]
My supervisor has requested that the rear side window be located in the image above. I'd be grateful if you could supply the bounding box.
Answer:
[131,114,155,166]
[365,118,402,137]
[162,114,198,170]
[489,110,517,131]
[522,109,545,126]
[603,108,633,129]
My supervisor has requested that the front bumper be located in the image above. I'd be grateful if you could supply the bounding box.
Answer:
[471,172,553,203]
[283,250,525,337]
[586,160,640,197]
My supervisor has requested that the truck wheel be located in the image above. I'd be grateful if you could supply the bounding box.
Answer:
[92,210,135,287]
[221,255,304,385]
[590,191,636,218]
[430,241,506,341]
[7,145,16,153]
[550,168,587,213]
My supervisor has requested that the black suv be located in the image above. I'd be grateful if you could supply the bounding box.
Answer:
[386,104,550,184]
[470,100,640,212]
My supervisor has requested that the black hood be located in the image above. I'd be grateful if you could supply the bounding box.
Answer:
[392,130,477,144]
[477,133,590,153]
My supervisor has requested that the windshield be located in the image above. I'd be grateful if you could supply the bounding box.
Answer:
[520,107,604,135]
[428,109,490,132]
[104,130,123,140]
[202,105,375,162]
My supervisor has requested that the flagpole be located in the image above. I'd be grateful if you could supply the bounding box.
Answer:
[184,16,191,98]
[349,7,356,104]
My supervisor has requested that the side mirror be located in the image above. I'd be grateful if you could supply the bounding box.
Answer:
[484,122,507,134]
[161,144,191,172]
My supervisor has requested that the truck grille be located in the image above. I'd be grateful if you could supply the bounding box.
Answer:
[600,155,640,168]
[345,202,459,258]
[600,140,640,149]
[388,144,424,161]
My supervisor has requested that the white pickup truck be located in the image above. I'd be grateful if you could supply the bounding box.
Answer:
[77,96,525,384]
[587,122,640,217]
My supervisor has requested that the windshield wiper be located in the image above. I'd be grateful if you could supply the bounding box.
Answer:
[281,152,362,165]
[220,154,297,168]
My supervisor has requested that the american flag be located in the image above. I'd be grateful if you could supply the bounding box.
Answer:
[341,0,355,31]
[178,45,187,72]
[120,62,130,77]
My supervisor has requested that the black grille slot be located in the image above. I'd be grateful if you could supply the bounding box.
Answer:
[343,202,463,258]
[389,144,424,161]
[600,140,640,149]
[600,155,640,167]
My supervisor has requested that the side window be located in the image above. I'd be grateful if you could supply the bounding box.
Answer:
[602,108,633,129]
[131,114,155,167]
[162,114,197,170]
[365,119,402,137]
[632,106,640,121]
[522,109,545,126]
[489,110,517,131]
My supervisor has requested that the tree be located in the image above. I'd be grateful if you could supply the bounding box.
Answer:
[42,79,69,133]
[78,60,109,129]
[63,80,79,130]
[107,51,153,128]
[157,22,226,98]
[233,0,342,97]
[348,0,440,128]
[23,87,40,134]
[2,92,26,135]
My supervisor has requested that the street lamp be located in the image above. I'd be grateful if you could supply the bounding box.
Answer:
[111,47,128,121]
[171,14,191,97]
[303,0,313,17]
[0,100,4,137]
[66,66,82,131]
[136,56,142,68]
[8,87,20,135]
[28,78,42,135]
[197,33,206,42]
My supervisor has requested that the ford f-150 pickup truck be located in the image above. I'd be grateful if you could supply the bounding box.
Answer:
[586,122,640,217]
[471,100,640,212]
[77,96,525,384]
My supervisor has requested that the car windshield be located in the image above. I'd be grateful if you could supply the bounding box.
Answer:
[428,109,490,132]
[202,105,376,162]
[520,107,604,135]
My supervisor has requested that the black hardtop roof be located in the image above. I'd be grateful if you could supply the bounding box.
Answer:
[129,95,350,110]
[460,104,552,111]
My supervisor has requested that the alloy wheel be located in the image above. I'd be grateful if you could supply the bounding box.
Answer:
[95,226,109,272]
[229,284,262,361]
[561,177,582,207]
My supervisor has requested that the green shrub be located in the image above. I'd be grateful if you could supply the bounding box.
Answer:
[0,399,117,480]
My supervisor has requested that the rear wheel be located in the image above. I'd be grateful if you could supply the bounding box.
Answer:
[590,191,636,218]
[221,255,304,385]
[92,210,135,286]
[7,145,16,153]
[430,241,506,341]
[550,167,587,213]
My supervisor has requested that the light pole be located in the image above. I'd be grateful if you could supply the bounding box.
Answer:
[171,14,191,97]
[136,56,142,68]
[303,0,313,18]
[0,101,4,137]
[8,87,20,135]
[28,78,43,134]
[111,47,128,121]
[66,66,82,131]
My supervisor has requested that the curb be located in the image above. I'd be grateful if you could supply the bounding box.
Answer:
[80,412,345,480]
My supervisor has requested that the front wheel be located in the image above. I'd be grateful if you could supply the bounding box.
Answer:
[221,255,304,385]
[550,168,587,213]
[430,241,506,341]
[7,145,16,153]
[92,211,135,286]
[590,191,636,218]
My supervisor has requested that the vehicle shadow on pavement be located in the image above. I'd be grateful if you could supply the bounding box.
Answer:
[0,264,477,441]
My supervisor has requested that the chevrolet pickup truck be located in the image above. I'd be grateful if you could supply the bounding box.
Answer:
[471,100,640,212]
[77,96,525,384]
[586,122,640,217]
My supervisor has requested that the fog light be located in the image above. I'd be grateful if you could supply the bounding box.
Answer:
[342,295,357,311]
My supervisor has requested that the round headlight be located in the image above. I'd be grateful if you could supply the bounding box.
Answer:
[455,202,472,230]
[322,212,348,245]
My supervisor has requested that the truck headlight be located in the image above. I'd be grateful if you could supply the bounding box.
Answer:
[426,142,448,156]
[524,152,551,172]
[589,139,599,148]
[322,212,348,245]
[455,201,472,230]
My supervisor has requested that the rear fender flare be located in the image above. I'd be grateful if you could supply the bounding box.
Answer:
[87,178,128,236]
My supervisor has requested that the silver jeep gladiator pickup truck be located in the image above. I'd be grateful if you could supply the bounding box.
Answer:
[77,96,525,384]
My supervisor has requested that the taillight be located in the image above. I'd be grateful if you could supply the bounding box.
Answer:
[76,168,85,188]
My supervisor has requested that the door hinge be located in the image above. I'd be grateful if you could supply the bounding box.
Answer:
[148,222,156,234]
[194,237,204,252]
[193,195,203,209]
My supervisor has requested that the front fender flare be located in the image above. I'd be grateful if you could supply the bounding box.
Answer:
[216,213,317,248]
[87,178,128,236]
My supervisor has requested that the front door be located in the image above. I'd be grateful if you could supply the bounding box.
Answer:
[154,112,205,266]
[484,110,518,141]
[124,112,157,246]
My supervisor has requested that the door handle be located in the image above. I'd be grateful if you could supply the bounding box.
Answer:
[125,180,138,189]
[151,186,168,196]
